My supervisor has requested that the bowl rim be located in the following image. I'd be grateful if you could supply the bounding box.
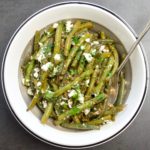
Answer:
[1,1,149,149]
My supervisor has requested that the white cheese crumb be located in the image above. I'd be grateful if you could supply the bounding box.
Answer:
[83,53,93,62]
[52,66,59,76]
[85,79,90,87]
[103,49,109,53]
[94,107,97,111]
[84,109,90,115]
[93,41,99,45]
[68,89,77,98]
[33,68,40,78]
[99,45,109,53]
[41,62,53,71]
[60,101,65,105]
[80,45,85,50]
[62,96,68,101]
[36,51,45,62]
[68,100,73,108]
[54,54,61,61]
[53,23,58,28]
[78,93,84,103]
[37,82,41,87]
[42,101,48,108]
[48,52,51,56]
[91,49,97,56]
[38,42,43,47]
[36,90,39,94]
[66,20,73,32]
[33,72,38,78]
[85,38,90,43]
[34,68,40,72]
[27,88,33,96]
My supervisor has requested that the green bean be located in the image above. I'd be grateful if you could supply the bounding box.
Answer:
[44,69,93,100]
[85,65,100,100]
[40,27,54,43]
[62,33,91,75]
[98,39,114,44]
[103,105,124,116]
[61,123,100,130]
[78,22,93,30]
[109,45,119,76]
[115,72,126,106]
[41,102,53,124]
[64,20,81,56]
[100,31,106,39]
[55,93,106,125]
[78,44,91,74]
[24,59,35,86]
[51,82,59,91]
[94,56,114,94]
[33,31,40,53]
[71,50,83,67]
[53,22,63,60]
[41,71,48,93]
[27,93,39,111]
[88,115,112,125]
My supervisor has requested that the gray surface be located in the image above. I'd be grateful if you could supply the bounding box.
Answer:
[0,0,150,149]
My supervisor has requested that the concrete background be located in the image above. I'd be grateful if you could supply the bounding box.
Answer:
[0,0,150,149]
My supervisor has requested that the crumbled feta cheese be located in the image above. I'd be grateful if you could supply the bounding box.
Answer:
[33,72,38,78]
[27,88,33,96]
[83,53,93,62]
[48,52,51,56]
[99,45,105,51]
[91,49,97,56]
[68,90,77,98]
[85,79,90,87]
[99,45,109,53]
[68,100,73,108]
[96,65,99,69]
[52,66,59,76]
[54,54,61,61]
[33,68,40,78]
[41,62,53,71]
[42,101,47,108]
[85,38,90,43]
[93,41,99,45]
[80,45,85,50]
[84,109,90,115]
[103,49,109,53]
[94,107,97,111]
[22,78,25,85]
[78,93,84,103]
[37,82,41,87]
[30,56,33,60]
[60,101,65,105]
[34,68,40,72]
[62,96,68,101]
[66,20,73,32]
[53,23,58,28]
[36,51,45,62]
[38,42,43,47]
[81,34,85,38]
[36,90,39,94]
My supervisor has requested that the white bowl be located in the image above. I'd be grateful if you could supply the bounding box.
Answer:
[1,1,149,149]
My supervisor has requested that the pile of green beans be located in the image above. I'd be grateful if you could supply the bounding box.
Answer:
[22,20,126,130]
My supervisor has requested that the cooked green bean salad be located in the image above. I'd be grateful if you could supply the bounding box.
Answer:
[22,20,126,130]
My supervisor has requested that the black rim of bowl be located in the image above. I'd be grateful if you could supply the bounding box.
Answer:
[1,1,149,149]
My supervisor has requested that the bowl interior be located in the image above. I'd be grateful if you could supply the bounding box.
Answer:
[3,2,147,147]
[19,18,132,126]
